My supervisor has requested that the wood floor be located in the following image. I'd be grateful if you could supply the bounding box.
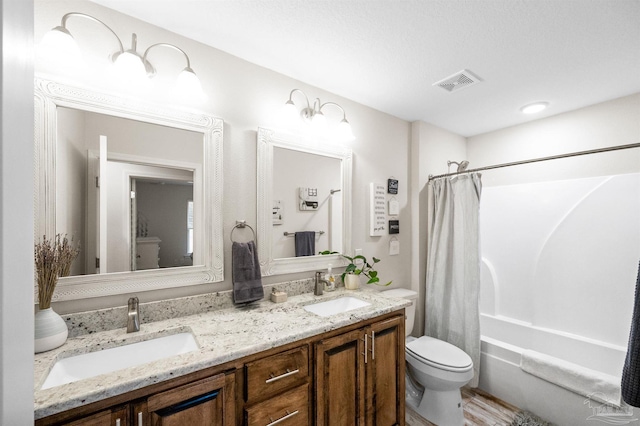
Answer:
[406,386,521,426]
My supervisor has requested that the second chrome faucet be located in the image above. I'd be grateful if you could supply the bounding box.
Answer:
[314,271,330,296]
[127,296,140,333]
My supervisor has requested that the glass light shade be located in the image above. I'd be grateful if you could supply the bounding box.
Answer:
[38,27,83,71]
[283,100,299,120]
[337,119,355,141]
[112,51,147,80]
[176,67,206,101]
[110,50,151,93]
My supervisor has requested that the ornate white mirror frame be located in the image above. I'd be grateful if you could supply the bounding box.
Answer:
[257,127,352,276]
[34,78,224,301]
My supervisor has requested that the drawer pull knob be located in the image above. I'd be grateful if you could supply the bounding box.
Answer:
[266,409,299,426]
[265,368,300,383]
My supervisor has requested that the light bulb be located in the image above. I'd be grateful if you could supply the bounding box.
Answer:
[283,100,299,119]
[112,51,146,79]
[110,51,151,92]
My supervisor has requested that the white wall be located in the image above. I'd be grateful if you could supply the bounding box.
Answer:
[1,0,35,423]
[467,93,640,187]
[410,121,467,335]
[35,0,412,312]
[82,111,202,165]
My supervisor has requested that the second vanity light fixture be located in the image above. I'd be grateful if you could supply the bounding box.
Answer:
[284,89,355,141]
[40,12,206,101]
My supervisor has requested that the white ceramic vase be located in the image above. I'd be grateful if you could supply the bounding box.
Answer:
[34,307,68,353]
[344,274,360,290]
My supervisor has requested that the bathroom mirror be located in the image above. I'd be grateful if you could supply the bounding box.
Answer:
[34,78,224,301]
[257,127,352,275]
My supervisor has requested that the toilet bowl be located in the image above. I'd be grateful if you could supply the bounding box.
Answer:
[381,289,474,426]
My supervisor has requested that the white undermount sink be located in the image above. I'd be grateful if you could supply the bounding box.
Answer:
[41,332,198,390]
[303,296,371,317]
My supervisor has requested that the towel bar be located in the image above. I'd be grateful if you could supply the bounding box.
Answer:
[283,231,325,237]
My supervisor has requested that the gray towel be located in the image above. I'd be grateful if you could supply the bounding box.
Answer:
[232,241,264,304]
[622,260,640,407]
[294,231,315,257]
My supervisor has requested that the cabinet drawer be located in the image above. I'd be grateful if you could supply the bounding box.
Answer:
[245,383,309,426]
[245,345,308,402]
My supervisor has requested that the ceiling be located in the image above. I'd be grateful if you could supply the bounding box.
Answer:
[89,0,640,137]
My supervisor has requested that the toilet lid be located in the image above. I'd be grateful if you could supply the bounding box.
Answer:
[406,336,472,369]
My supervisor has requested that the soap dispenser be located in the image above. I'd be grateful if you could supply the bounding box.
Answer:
[325,264,336,292]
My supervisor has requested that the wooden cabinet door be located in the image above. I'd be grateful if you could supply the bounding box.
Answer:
[366,316,405,426]
[146,372,235,426]
[315,328,366,426]
[60,405,129,426]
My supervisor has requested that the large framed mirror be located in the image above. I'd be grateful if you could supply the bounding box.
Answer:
[34,78,224,301]
[257,127,351,275]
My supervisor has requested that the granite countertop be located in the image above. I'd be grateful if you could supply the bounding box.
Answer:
[34,287,410,420]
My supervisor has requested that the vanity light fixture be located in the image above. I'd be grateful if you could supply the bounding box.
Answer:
[40,12,206,101]
[520,102,549,114]
[284,89,355,141]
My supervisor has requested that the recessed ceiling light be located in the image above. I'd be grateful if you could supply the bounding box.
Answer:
[520,102,549,114]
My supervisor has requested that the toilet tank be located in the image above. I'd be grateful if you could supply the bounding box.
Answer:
[380,288,418,337]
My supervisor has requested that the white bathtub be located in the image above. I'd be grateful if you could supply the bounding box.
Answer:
[479,313,638,425]
[478,174,640,425]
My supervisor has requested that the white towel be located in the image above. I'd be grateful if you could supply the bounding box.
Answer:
[520,349,622,407]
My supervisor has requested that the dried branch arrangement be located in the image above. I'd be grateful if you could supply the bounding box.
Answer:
[35,234,79,309]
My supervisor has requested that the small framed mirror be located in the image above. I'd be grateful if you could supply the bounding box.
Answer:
[34,78,224,301]
[257,127,352,275]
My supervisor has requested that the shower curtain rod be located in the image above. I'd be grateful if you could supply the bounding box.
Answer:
[428,142,640,182]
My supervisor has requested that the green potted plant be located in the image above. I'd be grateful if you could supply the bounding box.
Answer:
[320,251,392,289]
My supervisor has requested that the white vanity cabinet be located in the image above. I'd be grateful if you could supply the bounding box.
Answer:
[135,237,161,270]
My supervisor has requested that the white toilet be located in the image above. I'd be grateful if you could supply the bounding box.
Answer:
[381,289,473,426]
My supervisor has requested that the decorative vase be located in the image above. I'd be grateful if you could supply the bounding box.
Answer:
[34,307,68,353]
[344,274,360,290]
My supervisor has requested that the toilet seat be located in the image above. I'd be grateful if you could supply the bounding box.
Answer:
[406,336,472,373]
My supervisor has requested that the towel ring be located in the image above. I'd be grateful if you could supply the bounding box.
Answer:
[231,220,256,243]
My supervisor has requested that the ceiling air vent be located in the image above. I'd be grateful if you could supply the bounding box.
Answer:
[433,69,482,93]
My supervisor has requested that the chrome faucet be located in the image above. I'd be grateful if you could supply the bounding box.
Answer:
[127,296,140,333]
[315,271,330,296]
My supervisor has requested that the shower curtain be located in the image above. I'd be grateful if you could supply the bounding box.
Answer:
[426,173,482,387]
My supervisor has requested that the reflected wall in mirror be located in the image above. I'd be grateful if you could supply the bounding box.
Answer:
[132,177,194,271]
[272,149,342,258]
[257,127,352,276]
[56,107,201,275]
[35,78,224,301]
